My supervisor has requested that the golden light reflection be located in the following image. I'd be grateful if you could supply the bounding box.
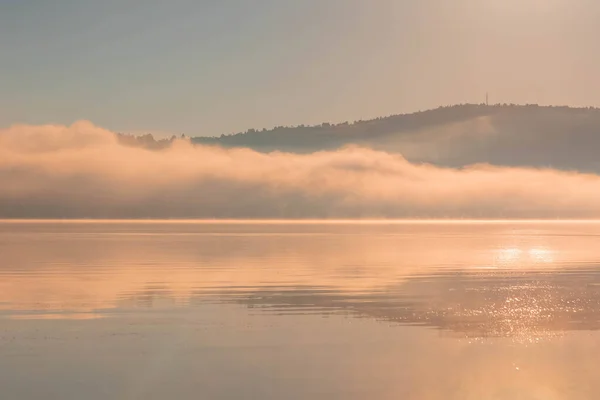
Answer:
[495,247,523,264]
[495,246,555,267]
[529,247,555,263]
[0,221,599,341]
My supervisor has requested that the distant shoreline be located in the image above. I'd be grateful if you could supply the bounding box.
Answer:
[2,219,600,224]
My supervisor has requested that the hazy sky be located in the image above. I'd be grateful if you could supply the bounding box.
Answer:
[2,0,600,136]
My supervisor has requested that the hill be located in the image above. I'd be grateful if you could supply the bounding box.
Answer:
[118,104,600,173]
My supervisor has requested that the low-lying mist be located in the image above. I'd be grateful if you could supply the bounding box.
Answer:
[2,121,600,219]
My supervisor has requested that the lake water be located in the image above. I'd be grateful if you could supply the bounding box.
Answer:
[1,221,600,399]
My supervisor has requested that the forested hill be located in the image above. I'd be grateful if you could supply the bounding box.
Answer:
[119,104,600,173]
[192,104,497,152]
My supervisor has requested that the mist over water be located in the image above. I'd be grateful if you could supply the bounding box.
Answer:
[4,121,600,218]
[3,112,600,399]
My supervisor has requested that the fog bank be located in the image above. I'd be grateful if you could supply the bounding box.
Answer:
[2,121,600,218]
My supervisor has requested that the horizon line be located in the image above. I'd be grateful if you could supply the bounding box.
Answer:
[3,218,600,224]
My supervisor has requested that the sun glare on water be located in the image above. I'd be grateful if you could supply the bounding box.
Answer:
[495,246,555,267]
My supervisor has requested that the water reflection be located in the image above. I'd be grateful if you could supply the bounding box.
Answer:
[1,221,600,342]
[494,245,557,266]
[221,268,600,340]
[4,222,600,399]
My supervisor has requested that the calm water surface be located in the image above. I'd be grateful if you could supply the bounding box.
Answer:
[1,221,600,399]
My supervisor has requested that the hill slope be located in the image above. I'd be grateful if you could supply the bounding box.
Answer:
[188,104,600,172]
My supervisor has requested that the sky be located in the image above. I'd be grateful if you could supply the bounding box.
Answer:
[2,0,600,136]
